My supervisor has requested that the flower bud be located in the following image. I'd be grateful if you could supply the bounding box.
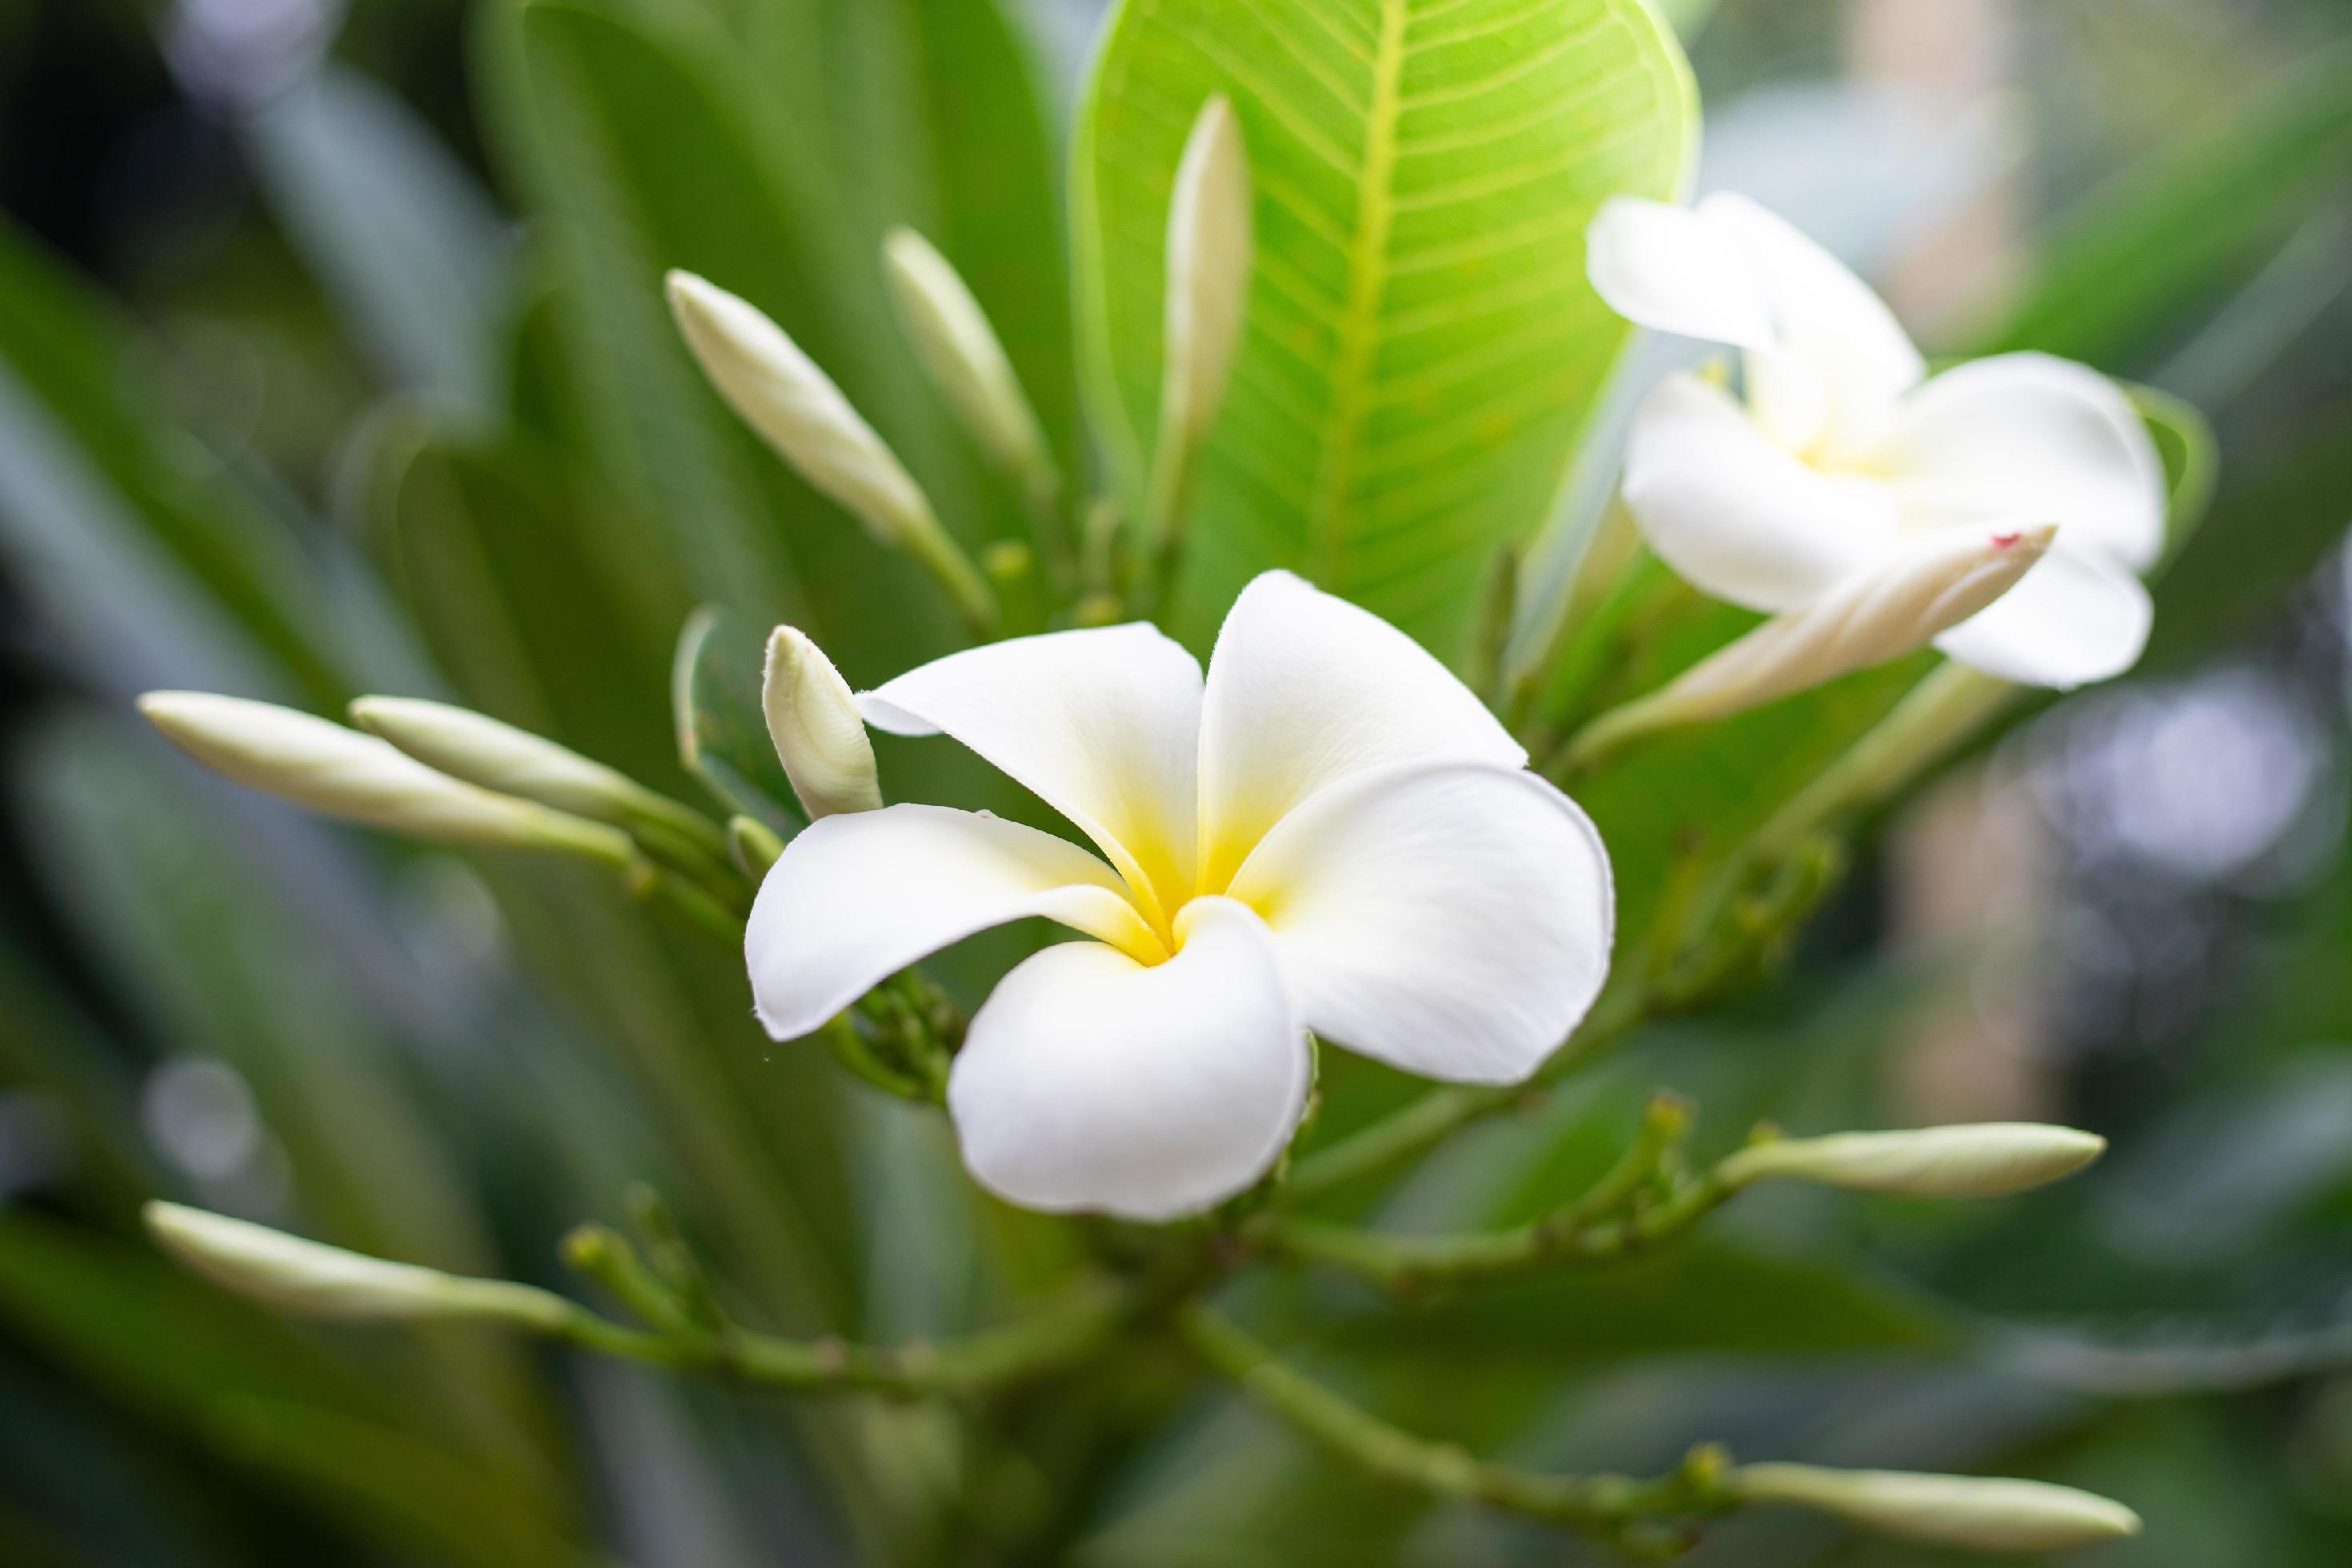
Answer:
[666,270,995,630]
[1566,527,2051,770]
[349,697,640,823]
[763,626,882,819]
[1674,526,2052,718]
[1731,1463,2141,1552]
[1717,1122,2106,1198]
[1146,96,1253,550]
[882,226,1058,513]
[1160,96,1252,450]
[146,1202,569,1329]
[140,691,634,862]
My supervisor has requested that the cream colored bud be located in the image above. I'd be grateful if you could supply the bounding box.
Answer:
[349,698,638,822]
[1567,527,2052,770]
[1159,95,1252,452]
[1732,1464,2142,1552]
[1718,1122,2106,1198]
[1674,526,2052,718]
[146,1202,568,1329]
[666,271,995,630]
[140,691,634,862]
[882,227,1058,511]
[763,626,881,819]
[667,270,932,547]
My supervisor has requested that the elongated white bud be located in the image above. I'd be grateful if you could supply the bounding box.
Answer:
[350,697,643,823]
[1146,96,1252,548]
[763,626,881,819]
[666,270,995,630]
[1732,1464,2142,1552]
[146,1202,570,1328]
[882,227,1058,514]
[1568,526,2052,769]
[1677,526,2051,716]
[1162,96,1251,447]
[140,691,634,862]
[1718,1122,2105,1198]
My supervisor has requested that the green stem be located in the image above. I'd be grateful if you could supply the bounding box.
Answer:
[1258,1096,1731,1293]
[562,1223,692,1333]
[1745,662,2014,865]
[1263,1170,1728,1295]
[1177,1306,1732,1552]
[624,858,747,946]
[542,1274,1142,1398]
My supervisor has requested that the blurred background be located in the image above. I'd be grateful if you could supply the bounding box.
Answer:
[2,0,2350,1562]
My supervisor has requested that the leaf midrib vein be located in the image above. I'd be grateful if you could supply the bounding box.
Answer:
[1305,0,1411,583]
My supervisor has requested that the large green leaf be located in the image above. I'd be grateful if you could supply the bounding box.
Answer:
[1075,0,1695,655]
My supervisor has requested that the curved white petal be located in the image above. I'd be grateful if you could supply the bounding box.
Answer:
[858,623,1202,923]
[1197,571,1524,891]
[947,898,1308,1221]
[746,805,1158,1041]
[1226,762,1614,1086]
[1588,194,1922,454]
[1879,353,2168,573]
[1587,195,1778,351]
[1623,374,1906,613]
[1933,546,2153,689]
[1701,193,1925,449]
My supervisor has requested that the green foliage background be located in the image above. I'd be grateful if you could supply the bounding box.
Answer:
[0,0,2349,1562]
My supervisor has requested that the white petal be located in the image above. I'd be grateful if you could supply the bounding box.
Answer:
[745,805,1158,1041]
[1587,195,1778,351]
[1700,193,1925,448]
[1622,374,1905,613]
[858,624,1202,924]
[1879,353,2168,573]
[1588,194,1923,454]
[1197,571,1524,891]
[946,898,1308,1221]
[1933,546,2153,689]
[1226,761,1614,1086]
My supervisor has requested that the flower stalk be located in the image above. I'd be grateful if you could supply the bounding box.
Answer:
[1263,1114,2102,1295]
[1178,1305,1735,1555]
[150,1201,1141,1400]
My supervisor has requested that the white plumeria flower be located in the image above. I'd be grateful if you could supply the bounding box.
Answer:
[746,573,1614,1221]
[1588,193,2168,689]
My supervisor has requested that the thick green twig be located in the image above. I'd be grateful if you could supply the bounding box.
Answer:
[1177,1305,1733,1555]
[544,1270,1142,1398]
[1258,1094,1729,1294]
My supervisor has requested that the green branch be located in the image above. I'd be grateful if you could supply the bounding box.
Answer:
[1177,1306,2139,1556]
[146,1200,1135,1401]
[1258,1094,1728,1294]
[552,1273,1141,1398]
[1177,1305,1732,1556]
